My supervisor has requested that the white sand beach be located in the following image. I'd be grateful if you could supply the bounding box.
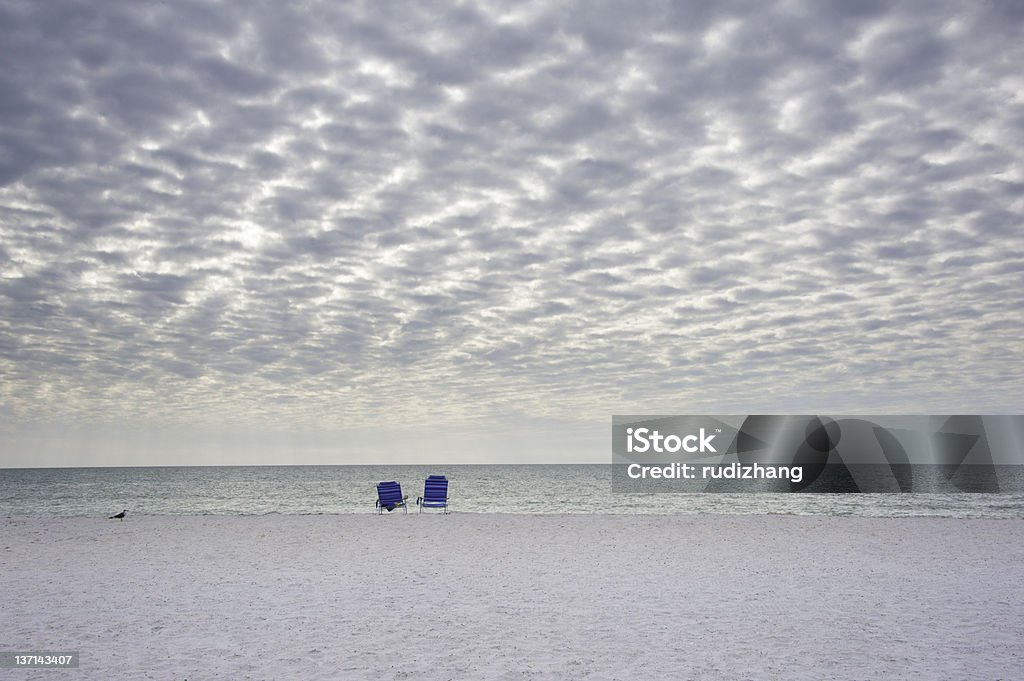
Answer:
[2,514,1022,680]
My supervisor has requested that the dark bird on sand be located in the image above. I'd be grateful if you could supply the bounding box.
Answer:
[109,509,127,520]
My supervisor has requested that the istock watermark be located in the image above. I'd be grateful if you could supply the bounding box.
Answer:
[625,426,718,454]
[612,415,1024,493]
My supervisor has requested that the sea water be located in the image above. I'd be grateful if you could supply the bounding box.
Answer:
[1,465,1023,518]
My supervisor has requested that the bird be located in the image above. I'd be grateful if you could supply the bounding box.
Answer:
[109,509,127,520]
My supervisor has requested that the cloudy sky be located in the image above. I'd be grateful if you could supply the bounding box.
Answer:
[1,0,1023,466]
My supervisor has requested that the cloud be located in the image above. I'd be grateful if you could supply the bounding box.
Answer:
[1,0,1023,463]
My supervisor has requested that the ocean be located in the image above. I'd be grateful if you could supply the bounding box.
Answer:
[2,465,1024,518]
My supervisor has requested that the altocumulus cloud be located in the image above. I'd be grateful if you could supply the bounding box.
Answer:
[1,0,1023,464]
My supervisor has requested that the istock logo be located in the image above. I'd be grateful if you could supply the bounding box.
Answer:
[626,427,717,454]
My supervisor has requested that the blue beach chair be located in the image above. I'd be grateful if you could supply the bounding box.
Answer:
[375,481,408,514]
[416,475,449,514]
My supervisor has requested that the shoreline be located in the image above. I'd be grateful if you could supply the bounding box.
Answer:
[6,509,1024,519]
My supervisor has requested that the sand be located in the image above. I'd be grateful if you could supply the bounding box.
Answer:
[1,514,1022,680]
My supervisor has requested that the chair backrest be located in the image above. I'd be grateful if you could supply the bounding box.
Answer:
[377,481,404,504]
[423,475,448,502]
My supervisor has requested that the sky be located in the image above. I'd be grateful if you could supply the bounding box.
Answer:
[1,0,1023,466]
